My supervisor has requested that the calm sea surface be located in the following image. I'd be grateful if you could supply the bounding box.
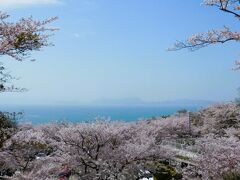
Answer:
[1,105,201,125]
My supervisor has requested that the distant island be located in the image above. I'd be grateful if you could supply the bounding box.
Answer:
[93,98,217,107]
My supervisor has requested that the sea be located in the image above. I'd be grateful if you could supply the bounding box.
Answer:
[0,105,202,125]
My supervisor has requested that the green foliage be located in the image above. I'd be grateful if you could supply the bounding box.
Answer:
[14,33,41,52]
[216,109,240,129]
[161,115,170,119]
[175,155,190,161]
[177,109,188,114]
[223,172,240,180]
[147,161,182,180]
[189,112,203,126]
[0,112,18,148]
[0,112,17,129]
[224,111,239,127]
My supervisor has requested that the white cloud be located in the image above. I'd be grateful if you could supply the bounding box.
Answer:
[73,31,96,39]
[0,0,62,7]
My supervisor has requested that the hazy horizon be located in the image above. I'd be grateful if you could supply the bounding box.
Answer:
[0,97,220,107]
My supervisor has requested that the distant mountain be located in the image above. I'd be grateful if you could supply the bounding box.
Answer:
[94,98,145,106]
[152,99,217,107]
[93,98,217,107]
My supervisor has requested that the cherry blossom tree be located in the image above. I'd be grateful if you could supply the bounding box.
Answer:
[42,121,177,179]
[194,136,240,179]
[0,118,188,179]
[0,11,57,92]
[170,0,240,69]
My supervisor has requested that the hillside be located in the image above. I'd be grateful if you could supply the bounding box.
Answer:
[0,103,239,179]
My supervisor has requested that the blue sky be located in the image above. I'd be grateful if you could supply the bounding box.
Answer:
[0,0,239,105]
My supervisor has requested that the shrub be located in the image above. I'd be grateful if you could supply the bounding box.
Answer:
[147,161,182,180]
[0,112,18,148]
[177,109,188,114]
[223,172,240,180]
